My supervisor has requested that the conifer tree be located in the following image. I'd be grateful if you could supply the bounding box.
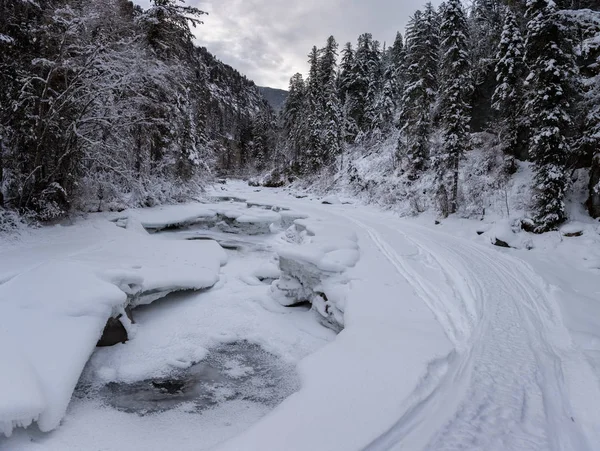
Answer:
[338,42,359,142]
[305,46,324,171]
[319,36,344,164]
[389,32,406,103]
[438,0,472,215]
[492,7,526,157]
[282,73,307,168]
[397,5,440,176]
[524,0,580,231]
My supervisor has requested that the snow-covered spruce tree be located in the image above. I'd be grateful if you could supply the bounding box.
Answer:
[524,0,580,231]
[371,50,398,139]
[437,0,472,216]
[282,73,307,171]
[363,39,384,138]
[389,32,406,104]
[346,33,375,139]
[304,46,325,172]
[397,5,440,177]
[492,7,526,157]
[469,0,504,132]
[319,36,344,166]
[338,42,359,143]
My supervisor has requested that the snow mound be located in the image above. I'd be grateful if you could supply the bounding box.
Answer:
[485,220,533,250]
[0,218,226,436]
[272,218,359,329]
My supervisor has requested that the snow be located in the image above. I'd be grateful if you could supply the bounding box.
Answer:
[2,180,600,451]
[0,217,226,435]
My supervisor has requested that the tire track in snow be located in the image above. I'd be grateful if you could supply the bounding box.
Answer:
[345,215,600,451]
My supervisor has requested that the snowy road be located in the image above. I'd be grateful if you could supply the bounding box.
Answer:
[346,212,600,451]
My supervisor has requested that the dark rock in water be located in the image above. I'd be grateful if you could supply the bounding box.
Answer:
[97,315,128,347]
[493,238,511,248]
[152,380,186,394]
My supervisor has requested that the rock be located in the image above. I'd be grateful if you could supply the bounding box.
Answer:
[321,195,341,205]
[520,218,536,233]
[493,238,511,248]
[476,231,485,236]
[435,220,441,225]
[563,231,583,237]
[97,315,128,347]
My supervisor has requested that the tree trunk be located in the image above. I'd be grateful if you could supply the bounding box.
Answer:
[450,155,459,214]
[588,153,600,218]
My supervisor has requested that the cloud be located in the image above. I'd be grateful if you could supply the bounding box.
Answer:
[136,0,443,89]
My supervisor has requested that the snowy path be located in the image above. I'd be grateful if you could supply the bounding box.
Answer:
[218,183,600,450]
[343,211,600,451]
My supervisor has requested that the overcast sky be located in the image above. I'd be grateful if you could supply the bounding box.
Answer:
[136,0,443,90]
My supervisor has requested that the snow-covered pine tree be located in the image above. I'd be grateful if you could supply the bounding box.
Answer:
[364,39,385,139]
[469,0,504,132]
[282,73,307,170]
[319,36,344,165]
[492,7,526,157]
[347,33,375,138]
[438,0,472,215]
[305,46,324,172]
[338,42,359,143]
[524,0,580,231]
[397,5,440,176]
[389,32,406,103]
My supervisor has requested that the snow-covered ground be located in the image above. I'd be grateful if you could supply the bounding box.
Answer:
[2,180,600,450]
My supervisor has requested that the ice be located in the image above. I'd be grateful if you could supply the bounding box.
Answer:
[271,218,359,328]
[0,216,226,435]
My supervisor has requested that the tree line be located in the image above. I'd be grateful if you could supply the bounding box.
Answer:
[280,0,600,232]
[0,0,275,222]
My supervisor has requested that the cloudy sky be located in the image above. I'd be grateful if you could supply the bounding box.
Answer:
[136,0,443,90]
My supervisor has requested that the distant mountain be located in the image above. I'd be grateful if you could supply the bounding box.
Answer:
[258,86,288,113]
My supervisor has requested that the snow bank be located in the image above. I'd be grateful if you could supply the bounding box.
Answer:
[272,218,359,329]
[123,202,288,235]
[0,217,226,436]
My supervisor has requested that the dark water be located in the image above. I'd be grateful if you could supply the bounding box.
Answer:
[76,341,298,415]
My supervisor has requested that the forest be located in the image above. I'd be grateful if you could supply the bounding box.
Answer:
[2,0,600,234]
[0,0,275,223]
[278,0,600,232]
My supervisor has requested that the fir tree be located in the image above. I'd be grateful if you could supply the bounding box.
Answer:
[319,36,344,164]
[338,42,359,142]
[524,0,580,231]
[398,5,440,176]
[305,46,324,172]
[282,73,307,169]
[438,0,472,215]
[492,7,526,157]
